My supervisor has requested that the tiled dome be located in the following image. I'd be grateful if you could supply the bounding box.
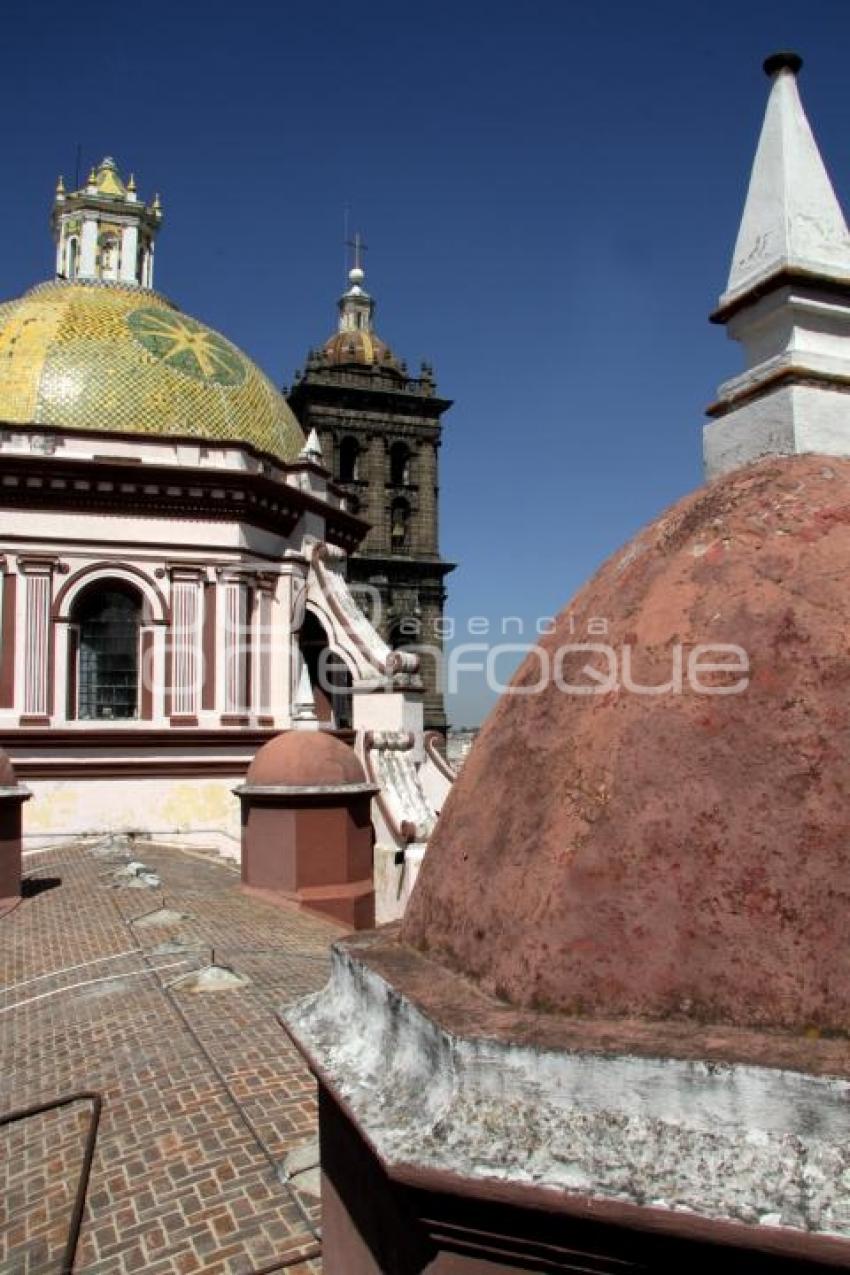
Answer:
[321,328,401,371]
[0,281,304,462]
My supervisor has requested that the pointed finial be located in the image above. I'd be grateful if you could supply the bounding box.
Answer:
[87,165,97,184]
[720,52,850,304]
[300,428,323,465]
[127,172,136,192]
[764,50,803,78]
[152,192,162,214]
[705,54,850,478]
[292,659,319,727]
[55,175,66,198]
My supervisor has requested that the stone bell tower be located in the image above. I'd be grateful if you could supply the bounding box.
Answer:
[287,242,454,736]
[52,156,162,288]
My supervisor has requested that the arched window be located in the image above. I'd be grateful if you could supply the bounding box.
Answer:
[72,584,142,720]
[299,611,352,729]
[338,436,360,483]
[389,441,410,487]
[100,234,119,281]
[66,236,79,280]
[390,497,410,551]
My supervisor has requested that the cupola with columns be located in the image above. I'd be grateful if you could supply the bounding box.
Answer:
[318,236,404,372]
[52,156,162,288]
[337,239,374,332]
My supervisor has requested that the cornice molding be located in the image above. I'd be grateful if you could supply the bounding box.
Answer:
[710,267,850,325]
[0,451,367,553]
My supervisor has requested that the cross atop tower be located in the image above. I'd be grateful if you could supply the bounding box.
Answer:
[338,232,374,334]
[346,231,368,275]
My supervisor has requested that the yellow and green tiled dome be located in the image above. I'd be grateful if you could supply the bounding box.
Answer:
[0,281,304,462]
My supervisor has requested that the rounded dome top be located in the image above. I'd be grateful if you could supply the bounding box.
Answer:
[404,455,850,1033]
[0,281,304,462]
[247,730,366,788]
[0,750,17,787]
[321,329,402,372]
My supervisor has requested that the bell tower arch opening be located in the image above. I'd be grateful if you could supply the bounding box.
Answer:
[389,441,411,487]
[339,435,360,483]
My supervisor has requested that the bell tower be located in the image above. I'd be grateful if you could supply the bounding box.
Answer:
[52,157,163,288]
[287,246,454,736]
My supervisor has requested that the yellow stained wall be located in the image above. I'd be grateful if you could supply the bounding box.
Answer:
[22,775,243,859]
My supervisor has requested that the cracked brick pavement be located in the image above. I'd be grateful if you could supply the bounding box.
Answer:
[0,837,338,1274]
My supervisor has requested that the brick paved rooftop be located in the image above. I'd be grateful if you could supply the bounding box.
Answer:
[0,836,339,1274]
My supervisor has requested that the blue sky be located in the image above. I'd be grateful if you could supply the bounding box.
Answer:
[3,0,850,724]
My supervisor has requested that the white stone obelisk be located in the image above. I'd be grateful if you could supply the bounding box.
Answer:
[705,53,850,477]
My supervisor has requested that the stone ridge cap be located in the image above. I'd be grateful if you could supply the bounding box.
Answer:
[341,928,850,1078]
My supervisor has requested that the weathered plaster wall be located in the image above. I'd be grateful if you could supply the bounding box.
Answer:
[22,774,242,857]
[286,943,850,1239]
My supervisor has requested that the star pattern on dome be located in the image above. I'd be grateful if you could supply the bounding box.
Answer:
[0,283,304,461]
[128,308,246,386]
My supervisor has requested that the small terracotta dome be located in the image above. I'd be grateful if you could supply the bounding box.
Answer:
[322,330,402,372]
[404,455,850,1032]
[0,750,17,787]
[247,731,366,788]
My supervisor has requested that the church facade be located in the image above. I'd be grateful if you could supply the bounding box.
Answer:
[0,160,451,888]
[287,253,453,735]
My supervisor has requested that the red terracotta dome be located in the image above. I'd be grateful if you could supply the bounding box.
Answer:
[247,730,366,788]
[404,454,850,1032]
[0,750,17,787]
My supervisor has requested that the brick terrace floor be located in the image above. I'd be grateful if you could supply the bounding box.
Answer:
[0,837,340,1274]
